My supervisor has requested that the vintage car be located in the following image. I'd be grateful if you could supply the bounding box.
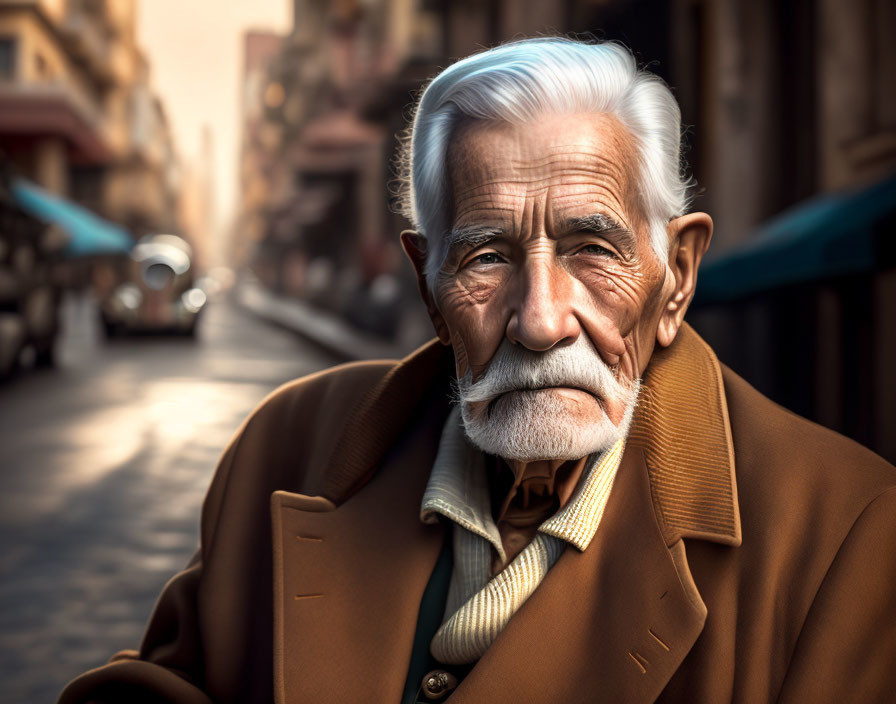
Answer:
[100,234,206,337]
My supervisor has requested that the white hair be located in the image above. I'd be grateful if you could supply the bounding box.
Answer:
[455,334,640,461]
[396,36,694,284]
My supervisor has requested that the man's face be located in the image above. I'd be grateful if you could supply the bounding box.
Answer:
[420,113,680,460]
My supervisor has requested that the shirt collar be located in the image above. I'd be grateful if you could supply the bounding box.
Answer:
[539,438,625,551]
[420,406,505,559]
[420,405,626,560]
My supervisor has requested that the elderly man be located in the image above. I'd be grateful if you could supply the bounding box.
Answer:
[60,38,896,704]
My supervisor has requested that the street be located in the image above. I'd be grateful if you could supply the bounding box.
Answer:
[0,293,339,703]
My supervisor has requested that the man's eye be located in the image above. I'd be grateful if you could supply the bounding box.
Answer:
[470,252,503,265]
[577,244,617,258]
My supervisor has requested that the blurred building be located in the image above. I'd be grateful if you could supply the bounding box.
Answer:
[235,29,283,276]
[0,0,180,236]
[665,0,896,249]
[235,0,444,340]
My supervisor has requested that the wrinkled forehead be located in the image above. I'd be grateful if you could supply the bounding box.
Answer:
[446,112,643,228]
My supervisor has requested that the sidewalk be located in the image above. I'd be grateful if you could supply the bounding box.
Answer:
[234,280,427,361]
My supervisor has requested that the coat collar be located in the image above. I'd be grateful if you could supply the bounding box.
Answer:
[321,336,456,502]
[323,322,741,548]
[630,323,742,547]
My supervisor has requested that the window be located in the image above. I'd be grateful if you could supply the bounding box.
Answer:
[0,37,17,80]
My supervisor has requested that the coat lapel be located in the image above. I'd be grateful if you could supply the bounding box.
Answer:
[449,445,708,704]
[271,368,450,704]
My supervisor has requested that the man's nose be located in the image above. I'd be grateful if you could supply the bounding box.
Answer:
[505,259,581,351]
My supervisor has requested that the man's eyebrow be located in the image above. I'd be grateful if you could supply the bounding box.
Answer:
[444,224,505,251]
[445,216,638,256]
[560,213,637,257]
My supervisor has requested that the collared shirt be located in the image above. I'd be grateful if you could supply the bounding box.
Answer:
[420,405,626,664]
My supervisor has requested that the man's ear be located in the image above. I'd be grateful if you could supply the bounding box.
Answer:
[656,212,713,348]
[399,230,451,345]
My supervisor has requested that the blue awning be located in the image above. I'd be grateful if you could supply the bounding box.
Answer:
[694,171,896,305]
[11,178,133,257]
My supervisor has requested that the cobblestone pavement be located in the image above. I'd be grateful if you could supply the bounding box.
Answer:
[0,293,338,703]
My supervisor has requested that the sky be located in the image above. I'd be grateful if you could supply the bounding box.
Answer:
[137,0,292,238]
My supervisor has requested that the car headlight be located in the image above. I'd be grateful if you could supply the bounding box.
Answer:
[115,284,143,311]
[180,288,207,314]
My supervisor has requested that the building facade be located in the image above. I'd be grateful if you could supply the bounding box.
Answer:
[0,0,180,237]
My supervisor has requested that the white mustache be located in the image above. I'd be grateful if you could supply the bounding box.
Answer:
[456,336,634,406]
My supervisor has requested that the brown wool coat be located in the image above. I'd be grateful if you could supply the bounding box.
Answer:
[58,324,896,704]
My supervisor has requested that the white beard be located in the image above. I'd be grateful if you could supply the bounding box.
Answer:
[455,337,640,461]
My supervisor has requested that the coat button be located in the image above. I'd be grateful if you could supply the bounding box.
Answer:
[421,669,458,700]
